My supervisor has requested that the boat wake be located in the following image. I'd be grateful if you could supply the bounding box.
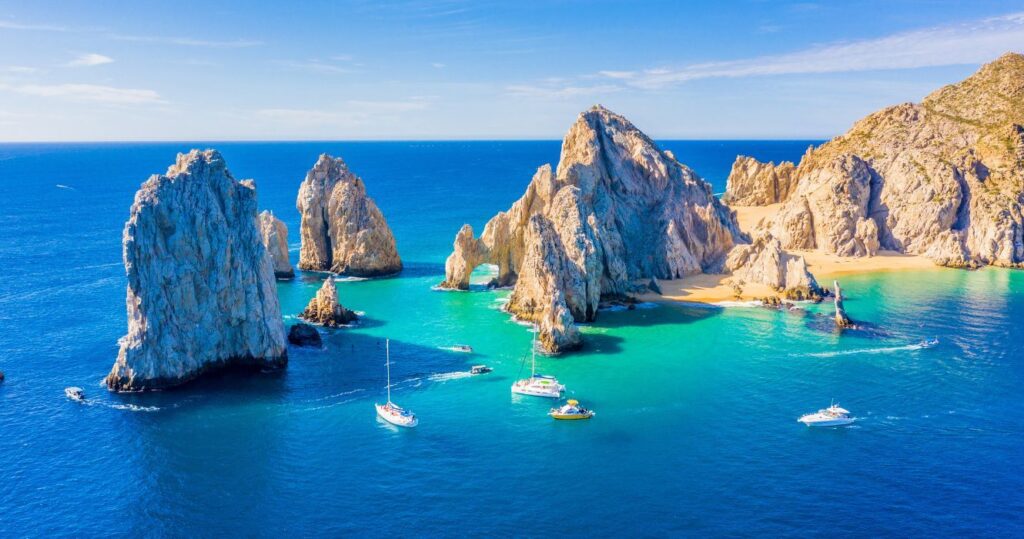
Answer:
[334,276,368,282]
[804,341,935,358]
[428,371,474,382]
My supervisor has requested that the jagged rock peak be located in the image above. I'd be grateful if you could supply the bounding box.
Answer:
[723,156,797,206]
[259,210,294,279]
[296,154,402,277]
[833,280,854,329]
[106,149,288,391]
[300,278,358,328]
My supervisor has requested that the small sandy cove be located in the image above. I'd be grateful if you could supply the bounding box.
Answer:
[637,205,938,304]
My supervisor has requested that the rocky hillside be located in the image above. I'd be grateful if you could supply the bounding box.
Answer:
[442,106,819,352]
[724,52,1024,267]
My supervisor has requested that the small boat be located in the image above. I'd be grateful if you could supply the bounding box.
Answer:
[375,339,418,428]
[919,337,939,348]
[65,387,85,401]
[511,327,564,398]
[469,365,492,375]
[451,345,473,353]
[798,401,854,427]
[549,399,595,420]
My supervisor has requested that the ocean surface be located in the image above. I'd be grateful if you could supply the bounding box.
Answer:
[1,141,1022,537]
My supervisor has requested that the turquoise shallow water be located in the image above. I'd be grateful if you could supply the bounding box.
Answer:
[1,141,1022,536]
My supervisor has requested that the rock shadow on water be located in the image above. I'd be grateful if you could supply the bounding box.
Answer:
[588,300,724,330]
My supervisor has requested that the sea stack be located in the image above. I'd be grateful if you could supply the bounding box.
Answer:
[106,150,288,391]
[441,105,819,352]
[296,154,402,276]
[833,280,854,329]
[288,323,323,347]
[259,210,295,279]
[723,52,1024,268]
[299,278,358,327]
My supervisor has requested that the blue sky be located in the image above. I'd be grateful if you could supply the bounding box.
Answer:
[1,0,1022,141]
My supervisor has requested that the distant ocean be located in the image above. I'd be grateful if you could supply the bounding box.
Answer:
[1,141,1022,536]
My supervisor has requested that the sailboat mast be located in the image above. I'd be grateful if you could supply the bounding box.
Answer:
[386,339,392,404]
[531,325,537,377]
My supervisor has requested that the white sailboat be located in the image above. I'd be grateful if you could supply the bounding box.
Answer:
[375,339,418,428]
[511,326,564,398]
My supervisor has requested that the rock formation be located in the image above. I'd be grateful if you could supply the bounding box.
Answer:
[441,106,819,352]
[106,150,288,392]
[833,280,854,329]
[296,154,402,276]
[288,323,323,347]
[299,278,358,327]
[722,156,797,206]
[259,210,294,279]
[724,52,1024,268]
[725,233,821,300]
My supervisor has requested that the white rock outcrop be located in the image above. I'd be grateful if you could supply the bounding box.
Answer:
[106,150,288,391]
[441,106,819,352]
[725,52,1024,268]
[259,210,294,279]
[725,233,821,300]
[722,156,797,206]
[299,278,358,327]
[296,154,402,276]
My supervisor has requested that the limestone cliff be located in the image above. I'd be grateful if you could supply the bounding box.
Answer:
[725,52,1024,268]
[296,154,402,276]
[106,150,288,391]
[442,106,819,352]
[300,278,357,327]
[722,156,797,206]
[725,233,821,300]
[259,210,294,279]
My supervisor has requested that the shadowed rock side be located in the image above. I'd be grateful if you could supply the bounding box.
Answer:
[833,280,854,329]
[724,52,1024,268]
[106,150,288,391]
[288,323,322,347]
[259,210,294,279]
[300,278,358,327]
[296,154,402,276]
[441,106,819,352]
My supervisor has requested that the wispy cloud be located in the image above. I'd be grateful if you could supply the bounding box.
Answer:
[277,60,353,74]
[1,65,39,74]
[432,62,446,68]
[505,83,621,99]
[615,12,1024,89]
[1,83,163,104]
[256,99,430,126]
[0,20,68,31]
[67,53,113,67]
[596,70,635,80]
[108,34,262,48]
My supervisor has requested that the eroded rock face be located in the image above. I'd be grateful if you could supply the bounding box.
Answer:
[833,281,854,329]
[723,156,797,206]
[259,210,294,279]
[441,106,815,351]
[288,323,322,347]
[727,53,1024,268]
[106,150,288,391]
[725,233,822,300]
[296,154,402,276]
[300,278,358,327]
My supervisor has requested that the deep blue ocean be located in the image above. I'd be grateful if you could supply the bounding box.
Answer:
[1,141,1022,537]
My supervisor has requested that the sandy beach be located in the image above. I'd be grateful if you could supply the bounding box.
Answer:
[639,205,940,304]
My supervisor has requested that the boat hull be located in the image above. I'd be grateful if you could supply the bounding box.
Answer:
[549,412,594,420]
[511,384,562,398]
[798,417,855,427]
[376,403,418,428]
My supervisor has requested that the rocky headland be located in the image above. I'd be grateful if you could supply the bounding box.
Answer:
[259,210,295,279]
[441,106,820,352]
[724,52,1024,269]
[106,150,288,391]
[299,278,358,327]
[296,154,402,276]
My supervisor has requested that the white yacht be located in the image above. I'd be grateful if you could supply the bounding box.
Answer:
[798,401,854,427]
[511,327,564,398]
[375,339,418,428]
[64,387,85,402]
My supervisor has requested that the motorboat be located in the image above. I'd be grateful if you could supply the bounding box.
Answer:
[798,401,854,427]
[469,365,492,375]
[65,387,85,401]
[919,337,939,348]
[549,399,594,420]
[511,327,564,398]
[375,339,418,428]
[451,345,473,353]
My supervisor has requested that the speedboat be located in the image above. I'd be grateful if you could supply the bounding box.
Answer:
[511,327,564,398]
[451,345,473,353]
[469,365,492,375]
[65,387,85,401]
[919,337,939,348]
[549,399,594,420]
[375,339,418,428]
[798,401,854,427]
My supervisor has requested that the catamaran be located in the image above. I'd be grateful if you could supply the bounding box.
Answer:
[375,339,418,428]
[511,326,564,398]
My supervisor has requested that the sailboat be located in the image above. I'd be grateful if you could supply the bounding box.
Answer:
[511,326,565,398]
[375,339,418,428]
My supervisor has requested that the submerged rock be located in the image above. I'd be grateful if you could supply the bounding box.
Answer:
[288,323,323,347]
[106,150,288,392]
[725,52,1024,268]
[300,278,358,327]
[259,210,294,279]
[833,280,854,329]
[442,106,814,351]
[296,154,402,276]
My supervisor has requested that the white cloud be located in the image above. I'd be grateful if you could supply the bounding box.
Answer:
[2,66,39,74]
[4,83,163,104]
[109,34,261,48]
[67,53,114,67]
[256,99,430,126]
[277,60,352,74]
[629,12,1024,88]
[432,62,446,68]
[505,83,621,99]
[597,70,635,80]
[0,20,67,31]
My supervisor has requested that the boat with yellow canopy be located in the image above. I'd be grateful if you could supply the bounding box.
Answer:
[548,399,594,420]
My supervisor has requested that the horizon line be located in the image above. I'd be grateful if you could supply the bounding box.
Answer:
[0,137,830,144]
